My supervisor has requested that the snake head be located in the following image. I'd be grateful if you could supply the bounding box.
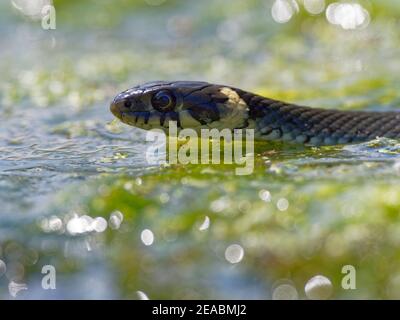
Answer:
[110,81,249,132]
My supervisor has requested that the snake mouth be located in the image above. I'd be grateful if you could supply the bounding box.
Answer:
[117,109,224,132]
[111,100,213,131]
[110,102,122,119]
[122,110,181,129]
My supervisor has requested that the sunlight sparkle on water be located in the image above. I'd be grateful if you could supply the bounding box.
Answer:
[272,283,299,300]
[66,214,108,235]
[123,182,133,191]
[199,216,210,231]
[224,244,244,264]
[48,216,63,232]
[141,229,155,246]
[271,0,370,30]
[109,210,124,230]
[305,275,333,300]
[67,215,91,235]
[40,216,63,233]
[258,189,271,202]
[277,198,289,211]
[303,0,325,15]
[137,290,150,300]
[271,0,299,24]
[326,2,370,30]
[93,217,107,232]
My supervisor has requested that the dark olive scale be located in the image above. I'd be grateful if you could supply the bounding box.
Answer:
[234,88,400,145]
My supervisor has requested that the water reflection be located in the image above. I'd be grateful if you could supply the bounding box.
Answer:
[137,290,150,300]
[224,244,244,264]
[109,210,124,230]
[272,281,298,300]
[198,216,210,232]
[304,275,333,300]
[326,2,370,30]
[276,198,289,211]
[304,0,325,15]
[141,229,155,246]
[271,0,299,24]
[271,0,370,31]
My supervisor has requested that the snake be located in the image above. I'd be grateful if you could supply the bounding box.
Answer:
[110,81,400,146]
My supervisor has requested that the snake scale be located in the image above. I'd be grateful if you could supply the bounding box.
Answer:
[110,81,400,146]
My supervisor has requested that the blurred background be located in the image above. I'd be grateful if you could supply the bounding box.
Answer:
[1,0,400,299]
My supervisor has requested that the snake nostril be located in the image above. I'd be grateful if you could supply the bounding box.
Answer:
[124,100,132,108]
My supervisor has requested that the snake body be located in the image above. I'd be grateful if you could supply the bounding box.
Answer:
[110,81,400,146]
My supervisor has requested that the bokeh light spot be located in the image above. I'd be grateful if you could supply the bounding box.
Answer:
[326,2,370,30]
[277,198,289,211]
[304,0,325,15]
[199,216,210,231]
[137,290,150,300]
[305,275,333,300]
[109,210,124,230]
[271,0,299,24]
[93,217,107,233]
[224,244,244,264]
[141,229,155,246]
[272,283,299,300]
[259,189,272,202]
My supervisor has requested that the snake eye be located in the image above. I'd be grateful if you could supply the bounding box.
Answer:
[151,90,175,112]
[124,100,132,108]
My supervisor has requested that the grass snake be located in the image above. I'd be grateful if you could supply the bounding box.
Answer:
[110,81,400,146]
